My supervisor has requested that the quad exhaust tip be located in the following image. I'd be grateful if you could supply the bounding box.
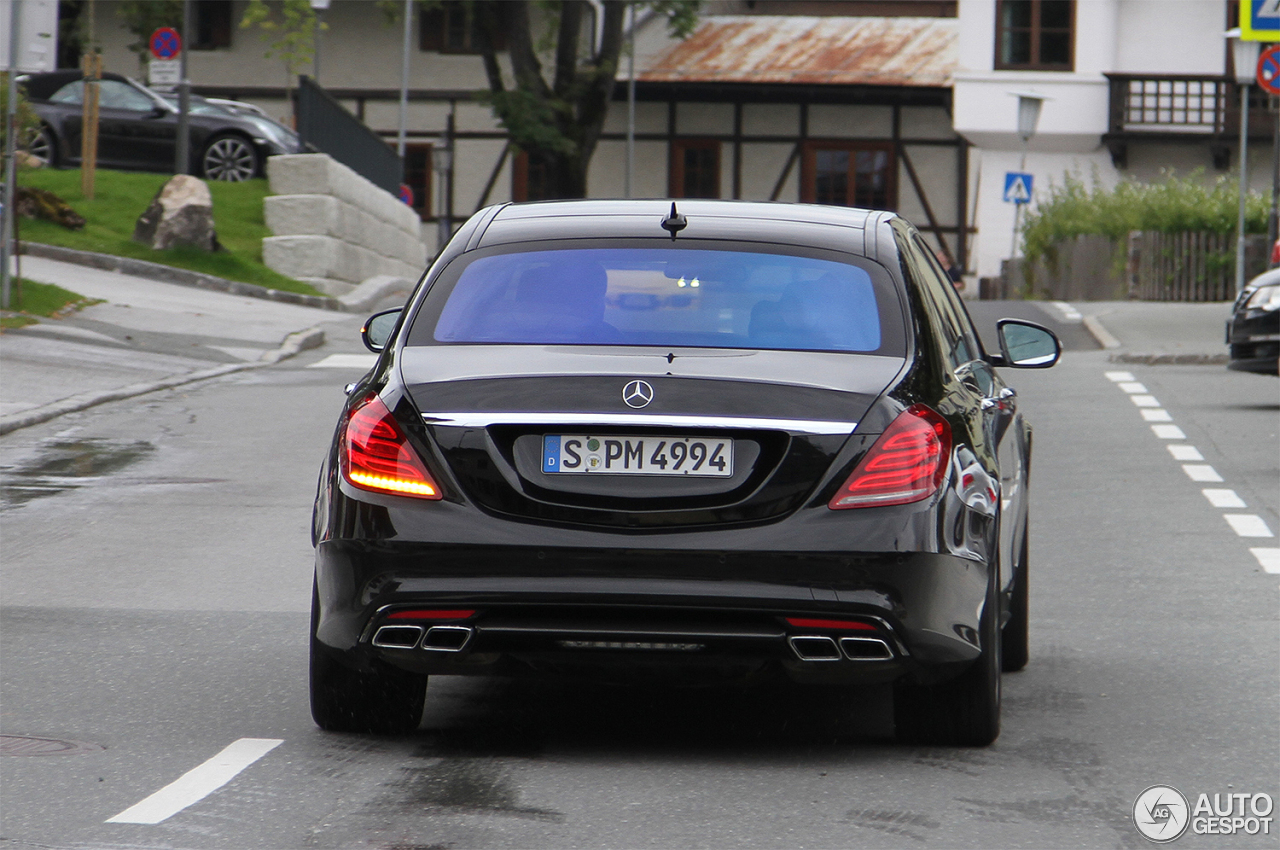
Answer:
[788,634,895,662]
[421,625,473,652]
[371,624,474,652]
[788,635,842,661]
[838,636,894,661]
[372,625,423,649]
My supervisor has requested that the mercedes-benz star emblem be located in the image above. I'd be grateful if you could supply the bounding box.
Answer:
[622,380,654,409]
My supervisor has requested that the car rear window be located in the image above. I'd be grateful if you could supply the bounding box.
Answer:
[410,245,904,355]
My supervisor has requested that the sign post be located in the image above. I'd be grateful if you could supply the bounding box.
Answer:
[1005,171,1034,261]
[150,13,191,176]
[147,25,181,89]
[1260,44,1280,254]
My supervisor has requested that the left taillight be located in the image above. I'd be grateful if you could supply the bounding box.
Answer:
[340,396,442,499]
[828,404,951,510]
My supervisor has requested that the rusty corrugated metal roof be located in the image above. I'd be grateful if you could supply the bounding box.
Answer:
[639,16,957,88]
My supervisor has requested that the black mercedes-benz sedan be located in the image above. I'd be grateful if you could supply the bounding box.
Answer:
[1227,267,1280,375]
[310,200,1061,745]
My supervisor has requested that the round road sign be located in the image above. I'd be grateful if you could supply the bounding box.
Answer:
[1258,44,1280,96]
[150,27,182,61]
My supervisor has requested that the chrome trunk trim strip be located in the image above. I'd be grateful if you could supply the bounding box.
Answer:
[421,411,857,435]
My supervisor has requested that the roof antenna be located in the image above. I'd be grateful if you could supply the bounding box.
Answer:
[660,202,687,240]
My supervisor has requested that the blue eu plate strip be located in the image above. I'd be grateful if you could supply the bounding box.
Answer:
[542,435,560,473]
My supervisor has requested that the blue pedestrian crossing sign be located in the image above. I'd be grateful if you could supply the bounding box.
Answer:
[1241,0,1280,42]
[1004,172,1033,205]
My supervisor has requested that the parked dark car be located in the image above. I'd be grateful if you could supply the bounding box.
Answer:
[19,70,301,181]
[1226,267,1280,375]
[310,200,1062,745]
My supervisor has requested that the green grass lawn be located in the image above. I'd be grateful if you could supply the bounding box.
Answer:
[16,167,321,297]
[0,279,102,330]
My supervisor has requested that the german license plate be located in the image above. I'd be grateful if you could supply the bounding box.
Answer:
[542,435,733,476]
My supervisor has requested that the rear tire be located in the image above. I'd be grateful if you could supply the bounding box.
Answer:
[24,125,56,167]
[309,586,426,733]
[1001,520,1030,672]
[202,134,259,181]
[894,567,1001,746]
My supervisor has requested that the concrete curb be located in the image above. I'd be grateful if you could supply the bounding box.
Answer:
[1082,314,1121,350]
[338,275,415,314]
[1082,310,1229,365]
[19,242,348,311]
[1108,352,1231,365]
[0,326,327,436]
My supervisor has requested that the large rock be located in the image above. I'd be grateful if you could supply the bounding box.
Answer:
[132,175,219,251]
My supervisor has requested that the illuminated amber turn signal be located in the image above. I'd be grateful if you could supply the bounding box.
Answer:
[342,395,442,500]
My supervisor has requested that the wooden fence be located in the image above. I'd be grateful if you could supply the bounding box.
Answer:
[1127,231,1240,302]
[997,232,1267,301]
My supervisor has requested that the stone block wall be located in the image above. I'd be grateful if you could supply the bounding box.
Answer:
[262,154,427,296]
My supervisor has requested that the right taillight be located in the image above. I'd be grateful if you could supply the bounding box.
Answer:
[341,395,442,499]
[828,404,951,510]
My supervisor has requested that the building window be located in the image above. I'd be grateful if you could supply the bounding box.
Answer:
[513,150,555,202]
[669,139,721,198]
[190,0,233,50]
[801,143,895,210]
[403,144,433,219]
[420,2,504,53]
[995,0,1073,70]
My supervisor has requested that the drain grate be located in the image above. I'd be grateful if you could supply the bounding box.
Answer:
[0,735,105,756]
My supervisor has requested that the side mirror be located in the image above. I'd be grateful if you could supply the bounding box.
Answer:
[361,308,402,353]
[995,319,1060,368]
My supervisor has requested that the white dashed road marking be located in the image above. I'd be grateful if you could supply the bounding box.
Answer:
[1109,371,1276,576]
[308,354,378,369]
[1224,515,1275,538]
[1203,489,1247,509]
[1251,549,1280,572]
[106,738,283,825]
[1050,301,1083,321]
[1182,464,1224,482]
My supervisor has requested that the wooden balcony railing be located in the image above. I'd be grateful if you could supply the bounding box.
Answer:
[1104,73,1274,169]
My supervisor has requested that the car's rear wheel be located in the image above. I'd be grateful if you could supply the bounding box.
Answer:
[24,125,56,167]
[202,134,259,182]
[1001,518,1030,672]
[893,567,1001,746]
[309,586,427,733]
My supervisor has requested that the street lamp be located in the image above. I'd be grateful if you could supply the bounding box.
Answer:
[1227,28,1261,294]
[1008,91,1047,260]
[309,0,330,83]
[433,127,454,250]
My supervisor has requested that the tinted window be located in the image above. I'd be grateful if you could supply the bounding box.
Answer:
[898,230,982,369]
[412,246,904,355]
[52,79,157,112]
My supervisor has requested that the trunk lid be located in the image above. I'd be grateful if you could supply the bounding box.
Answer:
[399,345,904,528]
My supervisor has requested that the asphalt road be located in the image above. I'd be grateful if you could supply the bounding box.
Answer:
[1,301,1276,849]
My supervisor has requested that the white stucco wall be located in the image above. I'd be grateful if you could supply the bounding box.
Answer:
[952,0,1247,278]
[1115,0,1226,74]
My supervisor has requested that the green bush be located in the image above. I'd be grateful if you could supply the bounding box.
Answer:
[1022,170,1269,267]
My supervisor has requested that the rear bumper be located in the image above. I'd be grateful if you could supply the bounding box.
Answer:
[314,537,990,686]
